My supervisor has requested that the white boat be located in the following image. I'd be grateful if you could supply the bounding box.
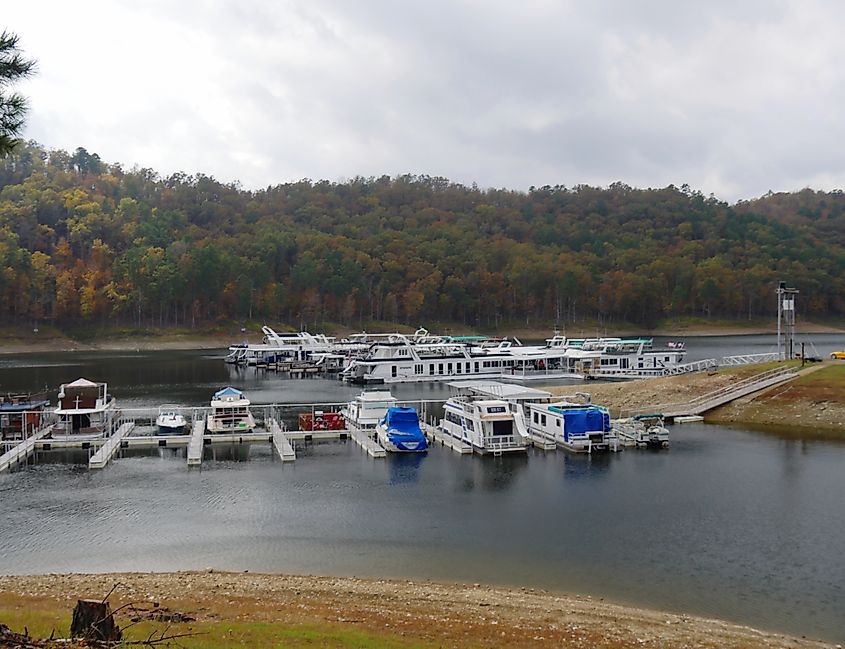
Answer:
[156,405,187,435]
[206,387,256,434]
[340,329,522,384]
[51,378,117,441]
[614,414,670,448]
[225,327,336,365]
[375,406,428,452]
[340,329,689,384]
[341,390,397,434]
[439,394,529,454]
[525,396,619,453]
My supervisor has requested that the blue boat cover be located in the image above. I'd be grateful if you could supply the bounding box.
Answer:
[380,406,428,451]
[552,406,611,434]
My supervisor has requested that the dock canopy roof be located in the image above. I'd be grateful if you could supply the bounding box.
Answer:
[213,387,244,398]
[65,378,99,388]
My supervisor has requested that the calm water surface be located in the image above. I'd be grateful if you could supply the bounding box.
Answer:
[1,336,844,643]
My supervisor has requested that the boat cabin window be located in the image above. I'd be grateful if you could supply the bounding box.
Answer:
[429,365,435,375]
[491,420,513,436]
[533,411,539,424]
[438,363,444,374]
[541,414,547,425]
[447,363,453,374]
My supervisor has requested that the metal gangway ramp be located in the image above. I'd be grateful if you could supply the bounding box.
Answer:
[636,365,799,419]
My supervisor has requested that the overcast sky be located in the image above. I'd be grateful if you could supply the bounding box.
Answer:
[6,1,845,201]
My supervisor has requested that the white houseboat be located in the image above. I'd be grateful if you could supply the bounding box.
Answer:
[339,330,523,384]
[525,396,619,453]
[439,394,529,455]
[206,387,256,434]
[340,329,689,385]
[52,378,117,441]
[341,390,397,435]
[226,327,336,365]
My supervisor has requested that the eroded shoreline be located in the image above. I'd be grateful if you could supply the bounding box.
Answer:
[0,572,837,648]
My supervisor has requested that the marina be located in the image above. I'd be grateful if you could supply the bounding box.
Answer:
[1,341,844,643]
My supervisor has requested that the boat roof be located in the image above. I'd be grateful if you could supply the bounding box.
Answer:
[0,399,49,412]
[356,390,396,402]
[64,378,100,388]
[447,381,552,401]
[214,387,244,398]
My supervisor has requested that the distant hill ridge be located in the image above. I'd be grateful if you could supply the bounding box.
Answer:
[0,141,842,329]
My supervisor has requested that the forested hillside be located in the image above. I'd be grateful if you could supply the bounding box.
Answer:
[1,142,843,330]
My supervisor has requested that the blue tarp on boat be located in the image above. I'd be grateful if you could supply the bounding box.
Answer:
[380,406,428,451]
[551,405,611,437]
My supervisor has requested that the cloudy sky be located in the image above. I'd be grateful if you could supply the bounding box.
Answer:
[6,1,845,201]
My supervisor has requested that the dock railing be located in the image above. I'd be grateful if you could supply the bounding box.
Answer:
[621,364,799,419]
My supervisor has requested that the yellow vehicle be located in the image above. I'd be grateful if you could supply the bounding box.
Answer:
[831,351,845,360]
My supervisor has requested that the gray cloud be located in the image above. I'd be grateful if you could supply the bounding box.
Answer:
[6,0,845,200]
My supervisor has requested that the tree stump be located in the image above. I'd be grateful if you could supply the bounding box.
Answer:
[70,599,122,641]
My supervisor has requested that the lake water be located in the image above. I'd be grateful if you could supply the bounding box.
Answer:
[1,334,844,643]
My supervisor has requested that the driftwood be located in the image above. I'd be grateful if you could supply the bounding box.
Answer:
[69,599,121,642]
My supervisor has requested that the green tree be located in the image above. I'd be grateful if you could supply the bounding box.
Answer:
[0,31,36,156]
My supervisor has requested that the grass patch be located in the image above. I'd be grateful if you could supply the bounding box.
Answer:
[0,600,441,649]
[793,363,845,386]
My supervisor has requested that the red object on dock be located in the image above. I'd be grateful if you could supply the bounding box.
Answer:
[298,411,345,431]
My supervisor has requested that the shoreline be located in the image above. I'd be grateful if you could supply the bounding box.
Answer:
[0,322,843,355]
[0,571,836,648]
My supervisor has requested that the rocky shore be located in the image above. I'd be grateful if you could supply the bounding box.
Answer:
[0,572,837,648]
[549,361,845,435]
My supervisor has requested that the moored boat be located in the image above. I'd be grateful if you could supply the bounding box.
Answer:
[614,413,670,448]
[341,390,397,435]
[439,394,529,454]
[1,392,50,440]
[206,387,255,434]
[156,405,187,435]
[52,378,117,441]
[376,407,428,452]
[526,397,618,453]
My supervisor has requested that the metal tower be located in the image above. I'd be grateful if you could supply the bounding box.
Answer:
[776,282,799,360]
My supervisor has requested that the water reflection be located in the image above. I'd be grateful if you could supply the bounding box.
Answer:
[387,453,426,485]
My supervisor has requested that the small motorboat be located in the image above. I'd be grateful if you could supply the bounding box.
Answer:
[156,405,187,435]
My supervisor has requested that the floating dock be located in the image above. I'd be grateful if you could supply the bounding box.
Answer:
[524,430,558,451]
[423,423,472,454]
[0,424,53,473]
[187,418,205,466]
[348,426,386,458]
[89,422,135,469]
[269,419,296,462]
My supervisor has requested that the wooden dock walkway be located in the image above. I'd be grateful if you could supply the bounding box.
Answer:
[348,426,386,458]
[269,419,296,462]
[423,423,472,454]
[0,425,53,473]
[187,418,205,466]
[89,422,135,469]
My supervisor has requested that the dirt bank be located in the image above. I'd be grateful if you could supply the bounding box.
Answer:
[545,361,845,435]
[0,572,835,649]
